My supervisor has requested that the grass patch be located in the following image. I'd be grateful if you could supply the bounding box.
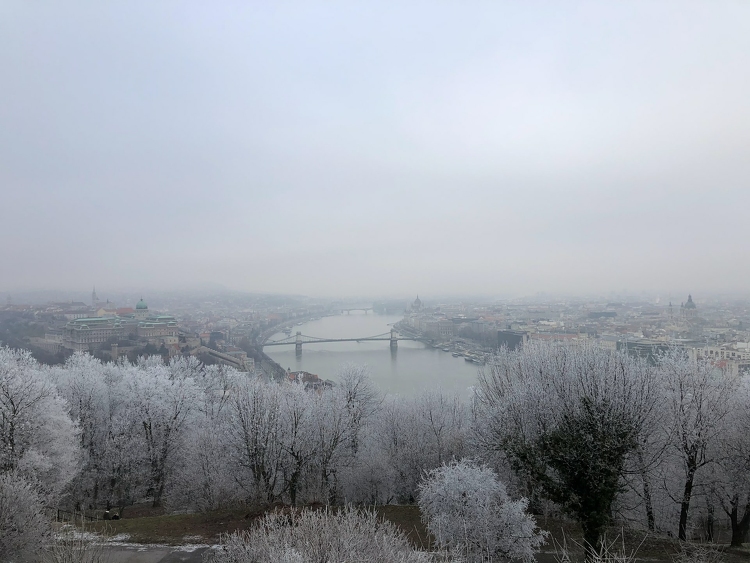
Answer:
[88,504,428,546]
[84,503,750,562]
[90,507,258,545]
[375,505,431,549]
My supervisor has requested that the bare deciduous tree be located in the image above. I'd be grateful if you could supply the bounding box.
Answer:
[657,350,738,541]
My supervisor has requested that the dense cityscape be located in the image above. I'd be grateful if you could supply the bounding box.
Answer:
[3,289,749,379]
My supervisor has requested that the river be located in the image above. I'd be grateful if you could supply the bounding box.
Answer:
[264,312,482,397]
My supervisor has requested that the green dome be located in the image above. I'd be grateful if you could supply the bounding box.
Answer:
[136,298,148,310]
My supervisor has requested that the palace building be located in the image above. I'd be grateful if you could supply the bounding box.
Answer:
[62,317,125,352]
[61,297,178,353]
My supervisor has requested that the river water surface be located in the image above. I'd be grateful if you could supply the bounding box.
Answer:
[264,312,481,397]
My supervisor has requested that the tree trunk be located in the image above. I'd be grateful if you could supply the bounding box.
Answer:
[153,480,165,508]
[151,462,164,507]
[638,450,655,532]
[582,521,604,562]
[323,468,337,505]
[289,471,298,506]
[729,495,750,547]
[678,462,696,541]
[705,499,714,542]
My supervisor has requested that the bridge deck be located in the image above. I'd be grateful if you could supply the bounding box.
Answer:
[263,336,414,346]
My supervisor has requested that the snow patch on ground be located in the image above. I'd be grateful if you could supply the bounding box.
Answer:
[55,526,217,551]
[181,535,205,542]
[104,541,218,551]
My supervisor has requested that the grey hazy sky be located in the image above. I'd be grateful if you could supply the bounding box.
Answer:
[1,1,749,299]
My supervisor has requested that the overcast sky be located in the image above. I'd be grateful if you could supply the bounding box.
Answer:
[1,2,749,299]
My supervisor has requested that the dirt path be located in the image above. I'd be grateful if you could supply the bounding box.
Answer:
[105,545,210,563]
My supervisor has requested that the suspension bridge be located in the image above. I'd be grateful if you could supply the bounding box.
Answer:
[262,329,414,355]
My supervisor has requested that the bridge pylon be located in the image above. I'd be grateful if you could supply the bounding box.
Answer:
[390,329,398,349]
[295,331,303,356]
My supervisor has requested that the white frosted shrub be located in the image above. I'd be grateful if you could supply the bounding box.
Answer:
[419,459,546,562]
[207,506,431,563]
[47,526,108,563]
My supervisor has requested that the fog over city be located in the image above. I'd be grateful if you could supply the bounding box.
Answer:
[7,5,750,560]
[2,2,749,298]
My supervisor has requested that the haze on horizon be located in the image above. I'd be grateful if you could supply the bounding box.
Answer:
[1,2,749,300]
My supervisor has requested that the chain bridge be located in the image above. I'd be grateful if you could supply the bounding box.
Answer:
[262,329,413,355]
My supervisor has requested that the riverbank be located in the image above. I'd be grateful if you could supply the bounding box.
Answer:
[394,322,491,365]
[251,313,338,381]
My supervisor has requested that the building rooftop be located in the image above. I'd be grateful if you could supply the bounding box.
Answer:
[69,317,117,324]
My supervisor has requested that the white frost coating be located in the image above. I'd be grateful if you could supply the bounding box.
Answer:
[206,507,431,563]
[0,347,80,500]
[0,470,50,561]
[418,459,546,562]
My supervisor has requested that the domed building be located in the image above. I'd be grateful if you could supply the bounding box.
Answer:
[133,297,179,348]
[681,294,697,319]
[412,295,422,312]
[135,298,149,320]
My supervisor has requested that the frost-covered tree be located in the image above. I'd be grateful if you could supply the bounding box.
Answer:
[657,350,738,540]
[278,382,316,506]
[711,374,750,546]
[477,342,658,559]
[416,392,468,467]
[0,470,50,562]
[0,346,80,500]
[167,354,203,381]
[418,459,546,562]
[207,507,430,563]
[618,393,670,533]
[371,392,469,504]
[228,376,285,504]
[123,361,199,507]
[336,364,379,454]
[310,385,354,504]
[0,347,81,561]
[51,353,114,509]
[226,376,368,507]
[212,366,470,508]
[51,354,156,513]
[166,364,242,511]
[339,426,394,504]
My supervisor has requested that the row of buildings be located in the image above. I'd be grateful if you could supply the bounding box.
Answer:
[37,298,179,355]
[40,296,257,372]
[399,294,750,376]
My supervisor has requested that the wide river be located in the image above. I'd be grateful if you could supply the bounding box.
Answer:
[265,312,482,397]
